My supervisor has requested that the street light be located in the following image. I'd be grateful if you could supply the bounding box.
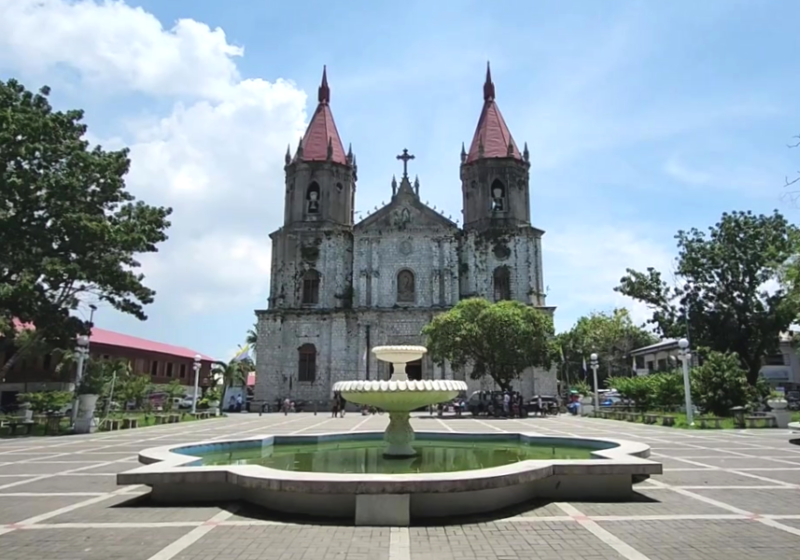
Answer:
[191,354,202,414]
[589,352,600,413]
[678,338,694,426]
[70,335,90,427]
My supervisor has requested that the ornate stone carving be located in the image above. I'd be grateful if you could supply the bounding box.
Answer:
[392,207,412,230]
[493,243,511,260]
[399,239,413,255]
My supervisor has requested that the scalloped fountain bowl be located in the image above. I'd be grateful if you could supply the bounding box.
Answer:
[333,345,468,457]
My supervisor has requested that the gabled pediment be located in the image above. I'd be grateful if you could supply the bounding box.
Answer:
[355,179,458,234]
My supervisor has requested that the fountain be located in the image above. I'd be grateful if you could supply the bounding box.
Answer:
[118,344,662,526]
[332,345,467,457]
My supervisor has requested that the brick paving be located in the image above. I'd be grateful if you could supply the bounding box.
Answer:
[0,414,799,559]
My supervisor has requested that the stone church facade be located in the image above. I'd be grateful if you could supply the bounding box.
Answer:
[254,65,557,407]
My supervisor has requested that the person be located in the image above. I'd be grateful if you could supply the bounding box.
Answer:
[503,392,511,417]
[339,393,347,417]
[236,394,243,413]
[282,397,291,415]
[537,395,543,417]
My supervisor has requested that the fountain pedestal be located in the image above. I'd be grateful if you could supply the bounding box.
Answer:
[334,345,468,457]
[384,412,416,457]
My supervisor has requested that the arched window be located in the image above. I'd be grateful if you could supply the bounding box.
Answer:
[397,269,415,303]
[298,343,316,382]
[301,269,320,305]
[490,179,506,212]
[493,266,511,301]
[306,182,320,214]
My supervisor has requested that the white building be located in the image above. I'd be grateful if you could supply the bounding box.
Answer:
[629,334,800,388]
[253,66,557,407]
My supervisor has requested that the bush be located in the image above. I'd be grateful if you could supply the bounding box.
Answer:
[17,391,72,415]
[691,351,750,417]
[651,371,684,412]
[606,376,654,411]
[571,381,592,396]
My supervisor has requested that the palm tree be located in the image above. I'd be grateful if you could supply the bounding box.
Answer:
[245,322,258,345]
[213,359,251,410]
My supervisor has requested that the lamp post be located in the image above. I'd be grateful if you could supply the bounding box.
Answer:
[70,335,90,427]
[678,338,694,426]
[590,352,600,412]
[191,354,202,414]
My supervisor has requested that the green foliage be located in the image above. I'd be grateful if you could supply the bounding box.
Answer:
[690,351,751,417]
[158,380,186,411]
[205,386,222,403]
[615,210,800,384]
[0,79,172,371]
[557,308,656,383]
[17,390,72,414]
[115,374,152,409]
[651,371,685,411]
[246,323,258,345]
[570,381,592,396]
[423,298,558,391]
[605,376,653,412]
[212,358,251,405]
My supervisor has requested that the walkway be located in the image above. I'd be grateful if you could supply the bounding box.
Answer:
[0,413,799,559]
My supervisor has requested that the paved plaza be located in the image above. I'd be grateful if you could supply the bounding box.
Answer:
[0,413,799,560]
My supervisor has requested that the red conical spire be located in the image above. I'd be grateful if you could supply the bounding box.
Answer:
[483,61,495,101]
[466,62,521,164]
[294,66,347,165]
[318,65,330,104]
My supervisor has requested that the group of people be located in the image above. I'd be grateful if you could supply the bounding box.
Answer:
[330,391,347,417]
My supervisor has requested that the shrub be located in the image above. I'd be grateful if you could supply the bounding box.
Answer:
[607,376,654,411]
[17,391,72,415]
[571,381,592,396]
[690,351,750,417]
[651,371,684,411]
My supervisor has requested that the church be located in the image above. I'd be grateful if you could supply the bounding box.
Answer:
[253,65,557,407]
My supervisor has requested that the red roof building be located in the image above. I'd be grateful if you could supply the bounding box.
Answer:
[0,324,217,408]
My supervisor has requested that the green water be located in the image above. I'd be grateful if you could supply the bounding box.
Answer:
[196,439,594,474]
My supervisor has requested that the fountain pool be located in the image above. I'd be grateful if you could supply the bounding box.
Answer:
[192,435,595,473]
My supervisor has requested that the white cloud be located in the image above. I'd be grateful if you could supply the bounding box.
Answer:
[0,0,308,312]
[663,156,778,197]
[0,0,242,99]
[545,224,676,330]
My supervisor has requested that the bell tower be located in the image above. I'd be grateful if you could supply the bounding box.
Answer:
[283,66,357,228]
[268,67,356,311]
[460,63,531,231]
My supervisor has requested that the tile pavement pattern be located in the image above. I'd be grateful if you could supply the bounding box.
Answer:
[0,414,799,559]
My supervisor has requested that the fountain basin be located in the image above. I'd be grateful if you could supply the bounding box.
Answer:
[334,379,466,412]
[118,431,662,526]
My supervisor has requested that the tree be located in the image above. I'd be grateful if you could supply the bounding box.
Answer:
[422,298,558,391]
[246,322,257,345]
[690,351,752,416]
[616,210,800,384]
[557,308,657,385]
[115,373,152,410]
[0,79,172,374]
[213,358,251,407]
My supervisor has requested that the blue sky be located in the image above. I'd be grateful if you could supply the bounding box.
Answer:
[1,0,799,360]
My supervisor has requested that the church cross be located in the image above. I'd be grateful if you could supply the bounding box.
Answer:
[396,149,415,178]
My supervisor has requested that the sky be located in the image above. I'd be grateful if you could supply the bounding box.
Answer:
[1,0,799,361]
